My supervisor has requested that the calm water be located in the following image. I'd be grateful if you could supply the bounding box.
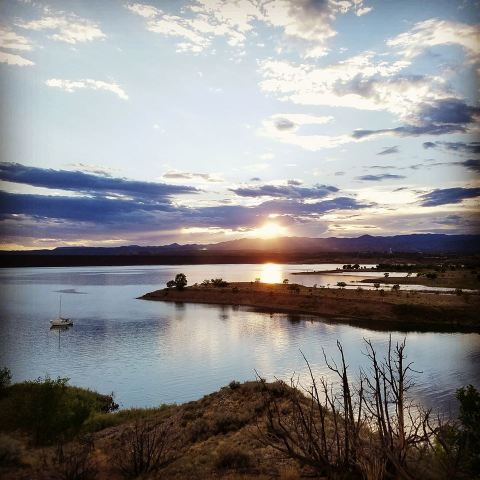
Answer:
[0,264,478,415]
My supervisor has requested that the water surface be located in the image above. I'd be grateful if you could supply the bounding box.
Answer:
[0,264,478,414]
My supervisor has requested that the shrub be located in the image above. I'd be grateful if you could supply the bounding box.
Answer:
[215,445,251,471]
[113,419,178,478]
[0,433,22,468]
[336,282,347,289]
[52,436,97,480]
[211,278,229,287]
[213,413,249,435]
[0,367,11,391]
[0,376,118,445]
[229,380,241,390]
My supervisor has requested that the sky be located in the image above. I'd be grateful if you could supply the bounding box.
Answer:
[0,0,479,249]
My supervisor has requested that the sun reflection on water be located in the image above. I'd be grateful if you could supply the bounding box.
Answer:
[260,263,283,284]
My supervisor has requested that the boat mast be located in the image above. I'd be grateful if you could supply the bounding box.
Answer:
[59,295,62,317]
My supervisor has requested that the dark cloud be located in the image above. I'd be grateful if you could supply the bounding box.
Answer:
[422,141,480,154]
[162,171,221,182]
[461,159,480,172]
[353,98,478,139]
[419,187,480,207]
[357,174,406,181]
[353,123,466,139]
[0,163,198,199]
[230,183,338,199]
[416,98,478,125]
[250,177,261,182]
[0,189,369,237]
[377,146,399,155]
[287,179,303,186]
[0,191,175,224]
[274,117,296,130]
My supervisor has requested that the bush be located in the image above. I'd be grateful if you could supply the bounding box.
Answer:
[215,445,251,471]
[213,413,249,435]
[0,376,118,444]
[229,380,241,390]
[0,433,21,468]
[0,367,11,391]
[113,419,178,478]
[211,278,229,287]
[52,436,97,480]
[337,282,347,289]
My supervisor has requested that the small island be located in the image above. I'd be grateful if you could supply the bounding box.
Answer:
[141,277,480,332]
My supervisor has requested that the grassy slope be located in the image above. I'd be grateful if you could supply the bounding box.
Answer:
[1,381,304,479]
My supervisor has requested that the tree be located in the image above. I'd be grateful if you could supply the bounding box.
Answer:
[283,279,289,285]
[166,280,175,288]
[337,281,347,289]
[384,272,390,278]
[373,282,381,290]
[391,284,400,293]
[174,273,187,290]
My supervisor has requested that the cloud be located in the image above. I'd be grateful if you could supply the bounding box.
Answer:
[422,141,480,154]
[230,183,339,199]
[419,187,480,207]
[460,159,480,173]
[0,163,198,199]
[377,146,399,155]
[45,79,128,100]
[16,12,106,44]
[387,18,480,63]
[126,0,372,56]
[162,170,223,182]
[0,26,33,51]
[357,174,406,181]
[0,26,35,66]
[353,97,479,139]
[0,50,34,66]
[260,113,349,150]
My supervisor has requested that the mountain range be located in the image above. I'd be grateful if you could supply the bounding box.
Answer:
[3,234,480,255]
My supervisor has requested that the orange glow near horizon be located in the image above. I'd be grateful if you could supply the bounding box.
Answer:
[260,263,283,284]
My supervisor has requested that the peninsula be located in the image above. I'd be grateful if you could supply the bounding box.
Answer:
[141,281,480,332]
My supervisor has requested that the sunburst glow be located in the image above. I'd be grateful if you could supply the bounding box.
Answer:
[250,222,288,239]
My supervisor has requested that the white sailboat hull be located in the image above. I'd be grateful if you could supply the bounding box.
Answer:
[50,317,73,327]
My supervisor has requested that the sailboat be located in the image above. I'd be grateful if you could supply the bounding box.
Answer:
[50,296,73,327]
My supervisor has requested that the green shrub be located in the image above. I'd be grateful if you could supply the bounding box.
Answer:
[0,376,118,444]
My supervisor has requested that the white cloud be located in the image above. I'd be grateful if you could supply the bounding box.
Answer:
[126,3,162,18]
[125,0,372,57]
[259,52,452,123]
[0,50,34,66]
[0,26,34,66]
[387,18,480,63]
[17,13,106,44]
[0,26,33,51]
[45,79,128,100]
[260,113,350,150]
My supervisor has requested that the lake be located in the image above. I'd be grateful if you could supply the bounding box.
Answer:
[0,264,478,415]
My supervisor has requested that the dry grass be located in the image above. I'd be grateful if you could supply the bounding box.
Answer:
[142,281,480,331]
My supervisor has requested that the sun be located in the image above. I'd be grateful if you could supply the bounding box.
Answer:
[250,222,289,239]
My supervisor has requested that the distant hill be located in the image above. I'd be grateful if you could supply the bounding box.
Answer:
[2,234,480,255]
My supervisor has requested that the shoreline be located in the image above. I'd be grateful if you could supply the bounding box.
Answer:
[140,282,480,333]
